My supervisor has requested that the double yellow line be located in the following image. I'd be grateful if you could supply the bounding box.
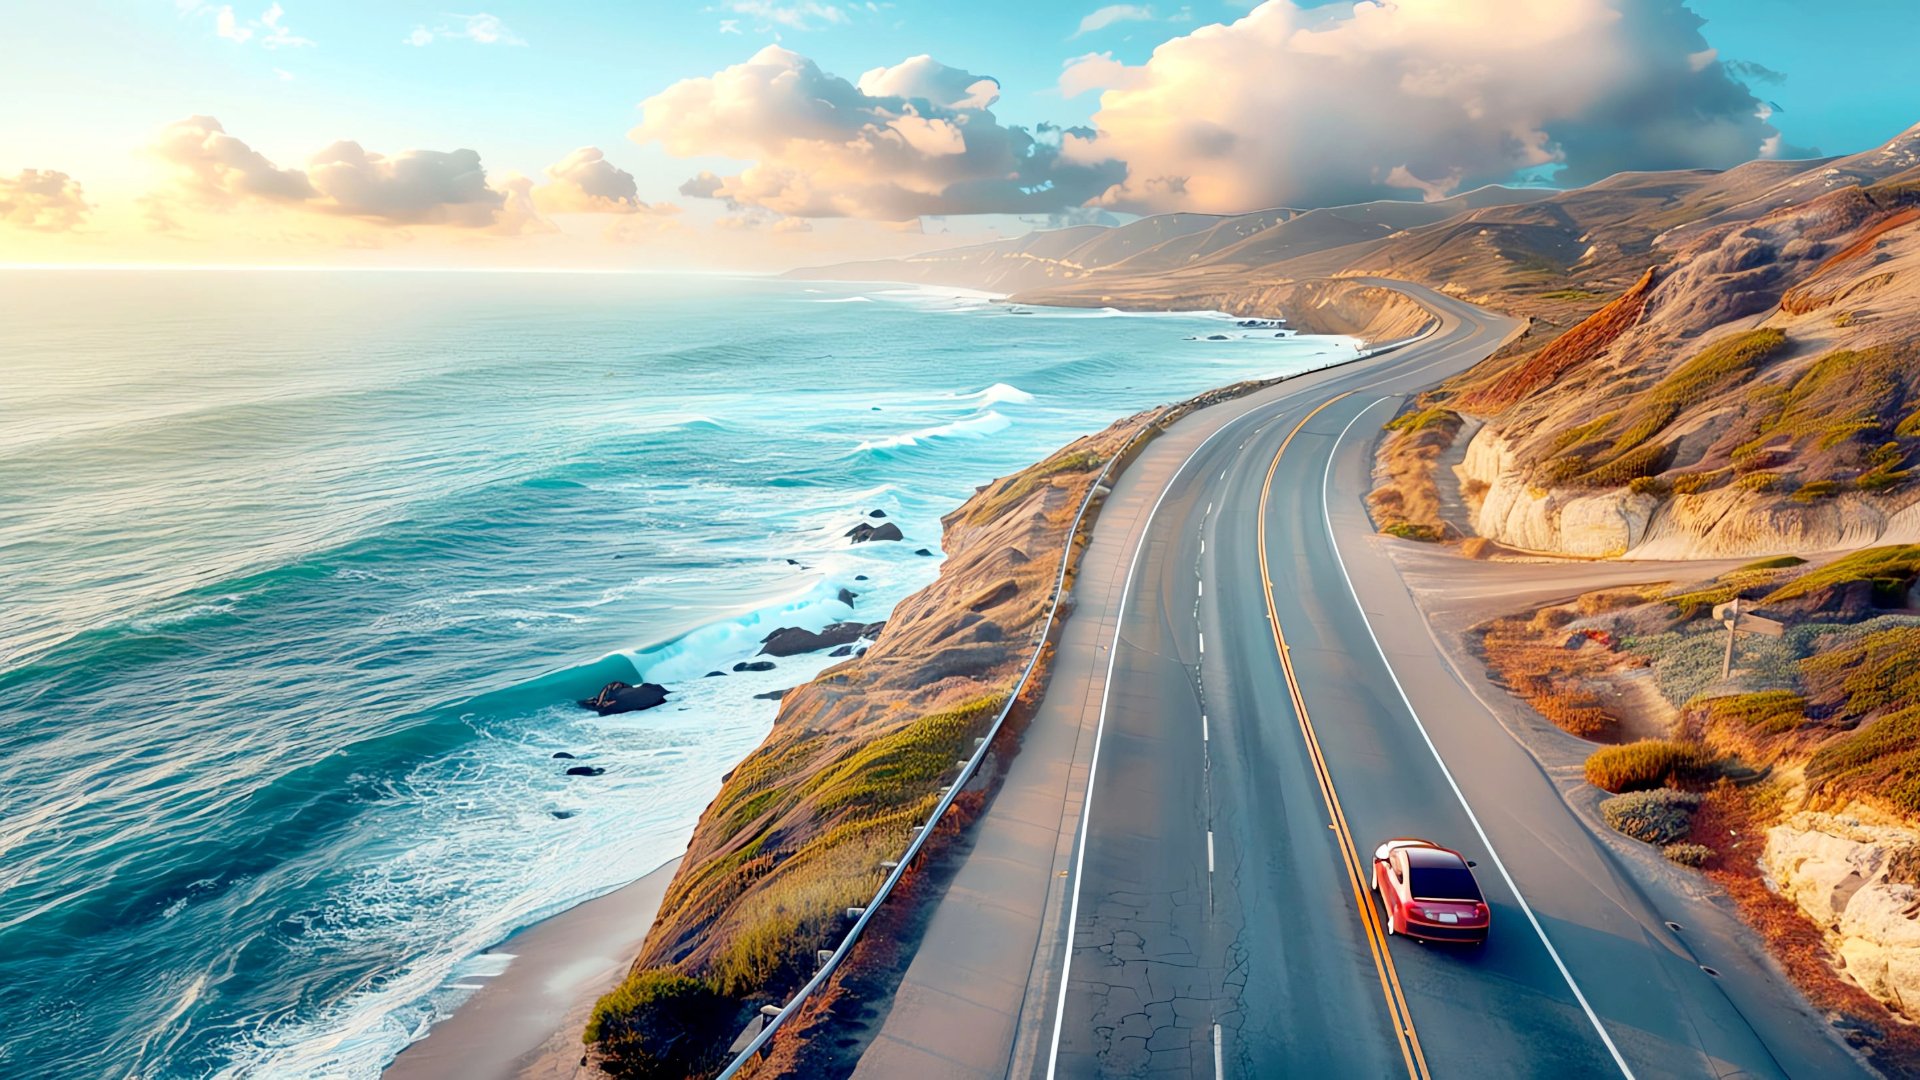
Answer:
[1257,393,1431,1080]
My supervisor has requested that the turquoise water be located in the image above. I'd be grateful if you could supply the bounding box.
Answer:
[0,270,1351,1078]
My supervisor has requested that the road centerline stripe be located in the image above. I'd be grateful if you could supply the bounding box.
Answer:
[1259,394,1430,1080]
[1321,396,1637,1080]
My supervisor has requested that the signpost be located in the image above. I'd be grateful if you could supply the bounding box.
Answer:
[1712,598,1785,679]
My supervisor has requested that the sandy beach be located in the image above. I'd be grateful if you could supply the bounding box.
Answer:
[383,857,681,1080]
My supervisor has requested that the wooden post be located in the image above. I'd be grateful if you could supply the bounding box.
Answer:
[1722,598,1740,679]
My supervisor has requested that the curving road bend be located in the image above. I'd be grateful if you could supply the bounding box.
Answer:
[1029,283,1869,1079]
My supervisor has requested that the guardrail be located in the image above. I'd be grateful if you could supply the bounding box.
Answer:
[717,408,1156,1077]
[717,325,1439,1077]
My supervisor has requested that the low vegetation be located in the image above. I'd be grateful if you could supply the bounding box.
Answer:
[1599,787,1703,844]
[586,971,736,1080]
[1369,403,1462,542]
[1763,544,1920,605]
[1585,739,1719,792]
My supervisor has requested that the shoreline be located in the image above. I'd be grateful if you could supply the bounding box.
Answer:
[382,857,680,1080]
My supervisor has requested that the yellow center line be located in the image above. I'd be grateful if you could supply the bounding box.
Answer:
[1257,392,1432,1080]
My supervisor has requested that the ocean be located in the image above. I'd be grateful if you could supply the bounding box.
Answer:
[0,270,1351,1078]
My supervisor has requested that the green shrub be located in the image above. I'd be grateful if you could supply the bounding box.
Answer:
[1585,739,1720,792]
[1694,690,1806,736]
[1385,407,1462,435]
[1764,545,1920,604]
[1738,555,1806,571]
[1663,842,1714,867]
[1629,475,1671,497]
[1791,479,1844,502]
[586,969,736,1079]
[1805,705,1920,816]
[1747,345,1910,452]
[1737,471,1783,493]
[1609,329,1789,455]
[1382,522,1443,542]
[1670,471,1722,495]
[1599,788,1703,844]
[1577,442,1671,487]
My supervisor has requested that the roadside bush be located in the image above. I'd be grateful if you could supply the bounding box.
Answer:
[1599,788,1703,844]
[586,968,737,1080]
[1585,739,1719,792]
[1663,842,1714,867]
[1695,690,1806,737]
[1765,545,1920,605]
[1382,522,1443,542]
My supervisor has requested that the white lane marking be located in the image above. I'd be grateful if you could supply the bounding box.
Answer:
[1197,580,1204,597]
[1200,539,1206,554]
[1202,714,1209,742]
[1321,398,1636,1080]
[1206,500,1213,515]
[1207,830,1216,873]
[1045,402,1273,1078]
[1213,1023,1224,1079]
[1221,468,1229,480]
[1197,632,1205,654]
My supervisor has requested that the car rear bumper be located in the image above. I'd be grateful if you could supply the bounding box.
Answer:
[1402,919,1487,943]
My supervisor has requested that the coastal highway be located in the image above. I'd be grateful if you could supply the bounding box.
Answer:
[852,282,1868,1079]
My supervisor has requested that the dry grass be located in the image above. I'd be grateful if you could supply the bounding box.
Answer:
[1584,739,1720,792]
[1368,403,1462,540]
[1481,611,1631,739]
[1765,545,1920,605]
[1461,268,1655,413]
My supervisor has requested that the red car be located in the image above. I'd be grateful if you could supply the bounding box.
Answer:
[1372,839,1489,945]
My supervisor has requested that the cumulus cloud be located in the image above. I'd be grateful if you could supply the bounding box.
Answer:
[535,147,657,213]
[148,115,529,229]
[631,46,1123,220]
[154,115,318,203]
[723,1,848,31]
[0,169,91,232]
[306,142,503,226]
[404,13,524,47]
[1074,4,1156,37]
[678,171,727,199]
[1066,0,1783,211]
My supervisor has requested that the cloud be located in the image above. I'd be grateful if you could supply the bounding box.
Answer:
[147,115,528,229]
[306,142,503,226]
[0,169,91,232]
[1067,0,1783,212]
[631,46,1124,220]
[722,1,849,31]
[210,3,313,48]
[404,13,524,47]
[677,171,728,200]
[1074,4,1155,37]
[153,115,318,203]
[535,147,658,213]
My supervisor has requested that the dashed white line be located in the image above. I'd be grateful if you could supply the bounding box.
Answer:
[1197,632,1205,654]
[1205,500,1213,515]
[1202,714,1209,741]
[1213,1022,1223,1078]
[1321,398,1636,1080]
[1200,539,1205,554]
[1207,830,1215,873]
[1197,580,1204,598]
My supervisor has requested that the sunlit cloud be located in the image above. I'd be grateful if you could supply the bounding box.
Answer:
[206,3,314,49]
[634,46,1122,220]
[1072,4,1155,38]
[0,170,91,232]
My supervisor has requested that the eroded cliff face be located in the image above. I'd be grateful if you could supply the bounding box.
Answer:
[1444,169,1920,559]
[1766,809,1920,1016]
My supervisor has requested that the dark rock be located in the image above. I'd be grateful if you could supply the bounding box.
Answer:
[552,751,576,759]
[733,660,776,672]
[869,509,887,518]
[550,809,578,819]
[785,558,804,567]
[837,588,858,607]
[829,645,854,657]
[704,670,727,678]
[565,766,606,777]
[855,574,869,581]
[855,646,868,657]
[847,521,904,544]
[754,688,790,701]
[1206,333,1230,340]
[915,548,935,557]
[759,621,875,657]
[579,681,668,716]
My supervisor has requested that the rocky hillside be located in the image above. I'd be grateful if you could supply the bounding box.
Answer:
[582,412,1159,1077]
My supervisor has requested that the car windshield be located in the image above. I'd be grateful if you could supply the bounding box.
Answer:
[1407,862,1482,902]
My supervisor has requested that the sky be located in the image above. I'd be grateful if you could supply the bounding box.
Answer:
[2,0,1917,270]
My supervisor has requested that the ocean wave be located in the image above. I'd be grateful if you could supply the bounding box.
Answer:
[958,382,1035,407]
[854,410,1012,452]
[813,296,873,303]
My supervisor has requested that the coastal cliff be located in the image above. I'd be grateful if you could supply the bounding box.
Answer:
[583,411,1160,1077]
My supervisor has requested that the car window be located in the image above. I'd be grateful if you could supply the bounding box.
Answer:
[1407,864,1482,901]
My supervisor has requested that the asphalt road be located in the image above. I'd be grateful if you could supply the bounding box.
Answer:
[1037,284,1869,1079]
